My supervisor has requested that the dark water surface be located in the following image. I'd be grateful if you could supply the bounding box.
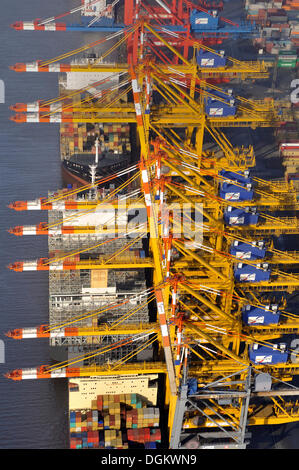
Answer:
[0,0,298,450]
[0,0,101,449]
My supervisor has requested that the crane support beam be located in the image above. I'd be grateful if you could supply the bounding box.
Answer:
[186,322,247,364]
[173,239,228,281]
[179,282,234,321]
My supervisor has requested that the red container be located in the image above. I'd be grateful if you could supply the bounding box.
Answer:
[110,416,115,426]
[151,429,161,441]
[258,9,267,17]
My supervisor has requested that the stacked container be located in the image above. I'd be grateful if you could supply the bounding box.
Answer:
[126,408,160,428]
[104,430,127,449]
[100,124,131,154]
[69,393,162,449]
[280,142,299,190]
[245,0,299,53]
[277,49,298,66]
[127,428,161,444]
[70,431,100,449]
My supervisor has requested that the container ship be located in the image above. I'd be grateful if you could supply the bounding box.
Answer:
[58,57,134,188]
[6,0,299,452]
[61,123,132,188]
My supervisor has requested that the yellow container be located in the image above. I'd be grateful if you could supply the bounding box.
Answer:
[78,137,83,151]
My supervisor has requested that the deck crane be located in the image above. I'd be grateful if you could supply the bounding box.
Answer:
[7,19,299,449]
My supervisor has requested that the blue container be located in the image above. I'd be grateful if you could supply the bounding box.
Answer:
[220,183,253,201]
[131,393,137,403]
[190,10,219,31]
[197,49,226,67]
[242,304,280,325]
[249,343,288,364]
[145,442,157,449]
[230,241,266,260]
[234,263,271,282]
[224,207,259,226]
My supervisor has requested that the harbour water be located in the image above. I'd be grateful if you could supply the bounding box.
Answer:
[0,0,89,449]
[0,0,299,450]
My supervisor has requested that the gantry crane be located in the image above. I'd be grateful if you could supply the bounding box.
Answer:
[10,0,261,68]
[6,18,299,450]
[7,26,287,127]
[10,0,250,40]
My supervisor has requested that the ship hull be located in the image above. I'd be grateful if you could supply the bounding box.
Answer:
[61,163,89,188]
[61,152,130,189]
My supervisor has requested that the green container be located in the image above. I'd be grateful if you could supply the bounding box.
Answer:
[278,49,297,57]
[278,59,297,68]
[278,56,297,61]
[131,394,137,404]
